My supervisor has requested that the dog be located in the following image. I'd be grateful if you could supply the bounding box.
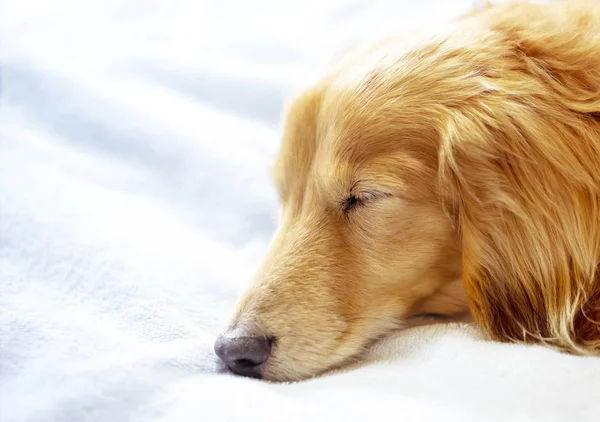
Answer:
[215,0,600,382]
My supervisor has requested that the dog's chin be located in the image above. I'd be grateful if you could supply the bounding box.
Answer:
[261,340,392,382]
[260,365,344,383]
[261,318,463,381]
[255,359,337,383]
[243,344,359,382]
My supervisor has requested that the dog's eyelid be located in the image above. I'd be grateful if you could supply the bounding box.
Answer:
[341,187,391,213]
[358,189,391,201]
[349,179,390,195]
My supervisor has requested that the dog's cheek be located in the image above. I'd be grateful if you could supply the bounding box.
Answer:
[350,201,421,272]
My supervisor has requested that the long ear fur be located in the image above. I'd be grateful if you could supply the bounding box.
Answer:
[439,1,600,353]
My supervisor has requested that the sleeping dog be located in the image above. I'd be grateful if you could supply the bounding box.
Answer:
[215,0,600,381]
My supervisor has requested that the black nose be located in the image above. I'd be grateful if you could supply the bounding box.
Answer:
[214,334,272,378]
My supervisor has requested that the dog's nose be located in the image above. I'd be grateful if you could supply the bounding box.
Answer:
[214,333,272,378]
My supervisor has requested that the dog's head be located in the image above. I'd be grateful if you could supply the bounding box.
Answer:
[213,13,515,381]
[214,0,600,380]
[214,36,477,380]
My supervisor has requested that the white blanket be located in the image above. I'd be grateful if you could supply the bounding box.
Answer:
[2,1,599,421]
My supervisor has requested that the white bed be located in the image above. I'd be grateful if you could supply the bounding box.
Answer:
[2,1,600,421]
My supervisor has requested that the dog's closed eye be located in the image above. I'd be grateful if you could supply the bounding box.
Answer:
[342,195,361,213]
[341,189,390,214]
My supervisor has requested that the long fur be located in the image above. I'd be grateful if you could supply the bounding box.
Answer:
[218,0,600,382]
[439,0,600,353]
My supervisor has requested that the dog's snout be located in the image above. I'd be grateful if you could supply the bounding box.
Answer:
[214,333,272,378]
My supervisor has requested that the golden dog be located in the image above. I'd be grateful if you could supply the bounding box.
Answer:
[215,0,600,381]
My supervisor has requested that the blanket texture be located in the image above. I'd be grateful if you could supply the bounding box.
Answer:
[2,1,599,421]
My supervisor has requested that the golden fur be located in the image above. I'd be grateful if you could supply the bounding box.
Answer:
[221,0,600,381]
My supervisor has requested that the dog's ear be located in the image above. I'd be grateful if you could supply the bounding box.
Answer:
[438,1,600,353]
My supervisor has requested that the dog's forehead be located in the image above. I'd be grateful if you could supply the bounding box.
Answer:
[274,89,374,184]
[273,32,455,195]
